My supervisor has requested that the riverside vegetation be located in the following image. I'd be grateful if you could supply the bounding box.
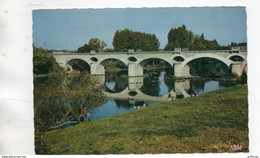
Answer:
[33,46,106,152]
[40,85,248,154]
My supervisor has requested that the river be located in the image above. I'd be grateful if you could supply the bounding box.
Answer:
[88,68,237,120]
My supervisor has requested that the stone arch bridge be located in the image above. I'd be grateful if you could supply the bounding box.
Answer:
[53,49,247,79]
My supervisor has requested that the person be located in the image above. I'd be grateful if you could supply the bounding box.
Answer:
[83,107,88,121]
[168,90,175,100]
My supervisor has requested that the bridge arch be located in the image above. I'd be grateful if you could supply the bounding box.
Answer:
[172,54,186,62]
[137,57,173,67]
[99,57,128,66]
[227,54,245,62]
[128,56,137,62]
[99,58,128,72]
[182,53,232,68]
[65,58,90,72]
[90,57,99,62]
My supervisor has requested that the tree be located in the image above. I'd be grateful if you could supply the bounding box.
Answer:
[101,41,107,50]
[112,29,160,52]
[88,38,101,51]
[231,42,237,46]
[204,39,219,50]
[77,38,107,53]
[164,41,180,51]
[33,45,62,74]
[112,29,131,51]
[165,25,193,50]
[77,44,93,53]
[191,35,205,50]
[103,48,114,52]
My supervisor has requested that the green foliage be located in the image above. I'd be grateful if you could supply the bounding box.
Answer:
[77,38,107,53]
[164,41,180,51]
[140,74,160,96]
[191,35,205,50]
[103,48,114,52]
[88,38,101,50]
[143,59,170,69]
[113,73,128,92]
[105,71,128,93]
[112,29,160,52]
[216,42,247,51]
[34,72,106,132]
[66,59,90,72]
[33,46,62,74]
[189,58,231,77]
[101,41,108,50]
[41,85,248,154]
[236,71,247,84]
[105,61,117,69]
[164,25,221,50]
[77,44,93,53]
[165,25,193,50]
[105,60,127,69]
[164,69,175,90]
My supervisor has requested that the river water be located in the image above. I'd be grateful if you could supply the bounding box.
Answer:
[88,68,237,120]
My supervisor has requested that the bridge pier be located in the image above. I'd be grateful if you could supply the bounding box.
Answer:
[231,62,243,76]
[174,63,191,78]
[128,63,144,90]
[90,63,105,84]
[128,63,143,77]
[90,63,105,75]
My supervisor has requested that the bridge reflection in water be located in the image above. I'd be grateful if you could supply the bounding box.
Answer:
[104,77,191,102]
[98,70,193,105]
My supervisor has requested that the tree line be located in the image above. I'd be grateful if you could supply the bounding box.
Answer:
[75,25,246,53]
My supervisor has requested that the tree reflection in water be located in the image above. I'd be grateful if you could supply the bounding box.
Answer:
[114,99,131,109]
[105,71,128,93]
[140,68,175,96]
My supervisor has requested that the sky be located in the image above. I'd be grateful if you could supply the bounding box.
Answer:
[33,7,247,51]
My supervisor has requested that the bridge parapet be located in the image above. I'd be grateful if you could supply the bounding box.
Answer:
[53,49,247,56]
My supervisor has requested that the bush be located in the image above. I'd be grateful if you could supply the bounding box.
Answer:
[33,46,62,74]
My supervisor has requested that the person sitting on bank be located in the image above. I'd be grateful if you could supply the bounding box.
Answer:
[83,107,88,121]
[168,90,175,100]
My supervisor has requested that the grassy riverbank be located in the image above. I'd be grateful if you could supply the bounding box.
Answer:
[41,85,248,154]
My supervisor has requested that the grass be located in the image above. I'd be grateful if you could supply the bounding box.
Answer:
[40,85,248,154]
